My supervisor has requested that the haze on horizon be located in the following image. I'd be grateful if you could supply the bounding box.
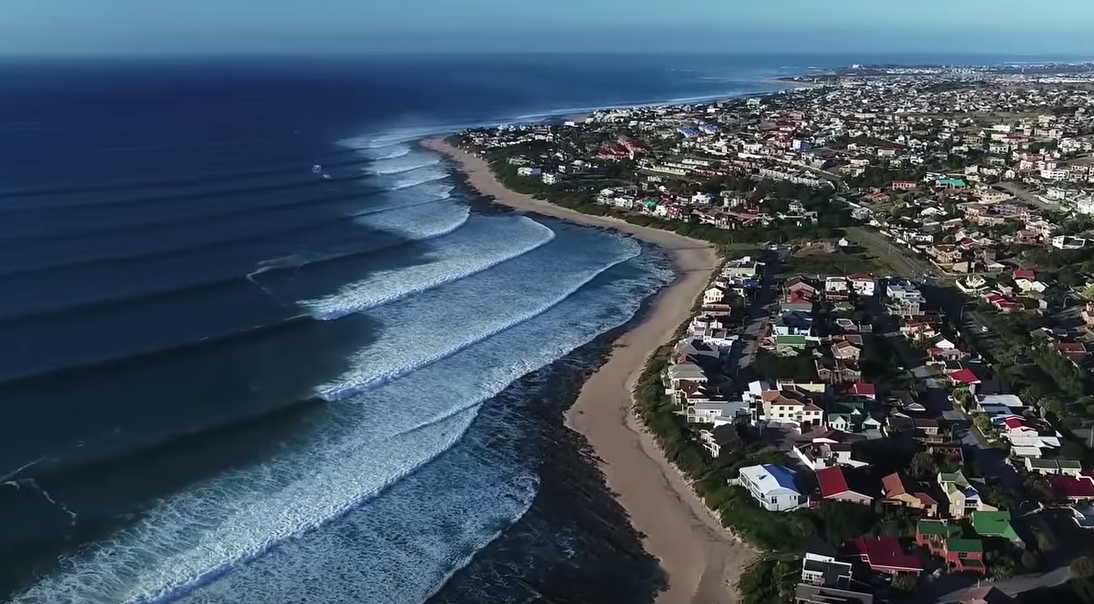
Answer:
[3,0,1094,57]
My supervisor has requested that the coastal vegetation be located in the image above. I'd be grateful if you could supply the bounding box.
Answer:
[447,134,850,253]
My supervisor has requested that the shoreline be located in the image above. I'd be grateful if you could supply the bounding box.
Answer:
[421,137,756,604]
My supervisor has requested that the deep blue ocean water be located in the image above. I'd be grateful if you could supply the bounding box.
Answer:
[0,52,1065,603]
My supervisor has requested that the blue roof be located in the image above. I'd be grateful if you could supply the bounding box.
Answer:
[762,464,798,491]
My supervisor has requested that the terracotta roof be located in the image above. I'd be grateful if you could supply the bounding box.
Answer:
[948,368,981,384]
[851,536,922,572]
[1048,474,1094,499]
[816,465,850,498]
[849,383,875,396]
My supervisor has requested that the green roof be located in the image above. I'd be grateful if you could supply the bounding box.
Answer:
[918,520,961,537]
[938,178,966,187]
[971,511,1019,541]
[946,538,984,553]
[1058,459,1083,469]
[777,334,807,346]
[830,401,865,415]
[939,471,970,488]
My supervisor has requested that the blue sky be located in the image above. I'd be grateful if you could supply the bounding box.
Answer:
[2,0,1094,55]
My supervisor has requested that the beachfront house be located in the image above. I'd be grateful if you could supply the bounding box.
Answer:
[734,464,806,512]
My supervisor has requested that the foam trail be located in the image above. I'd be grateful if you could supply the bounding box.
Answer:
[8,246,670,604]
[301,216,556,319]
[382,165,450,191]
[355,198,470,240]
[167,252,672,604]
[365,151,442,176]
[315,236,642,401]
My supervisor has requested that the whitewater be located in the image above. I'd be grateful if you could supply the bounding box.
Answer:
[8,218,670,604]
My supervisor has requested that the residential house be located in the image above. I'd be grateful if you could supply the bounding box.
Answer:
[826,276,850,293]
[827,400,867,432]
[735,464,807,512]
[832,340,862,360]
[915,520,961,555]
[665,362,707,394]
[848,274,876,297]
[848,383,877,400]
[1048,474,1094,503]
[698,424,743,458]
[939,471,997,519]
[882,472,940,517]
[723,256,760,278]
[943,538,986,574]
[1025,458,1083,477]
[849,536,923,576]
[946,368,982,395]
[958,586,1016,604]
[761,390,824,431]
[815,358,863,384]
[703,285,727,306]
[815,465,874,505]
[795,584,874,604]
[784,277,818,311]
[800,543,854,587]
[971,510,1021,543]
[776,334,810,355]
[687,401,749,425]
[886,282,926,316]
[794,440,870,470]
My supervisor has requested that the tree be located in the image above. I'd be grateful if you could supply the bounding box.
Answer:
[892,574,918,593]
[1073,557,1094,604]
[1062,440,1086,460]
[909,451,939,481]
[953,387,973,410]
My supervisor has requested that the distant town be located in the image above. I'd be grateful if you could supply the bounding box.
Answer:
[449,63,1094,604]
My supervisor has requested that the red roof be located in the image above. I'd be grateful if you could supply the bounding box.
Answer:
[1002,417,1026,430]
[1012,269,1036,281]
[849,383,876,396]
[816,465,850,498]
[948,368,981,384]
[851,536,922,572]
[1048,475,1094,499]
[847,273,874,282]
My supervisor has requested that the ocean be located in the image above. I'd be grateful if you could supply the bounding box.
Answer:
[0,51,1058,604]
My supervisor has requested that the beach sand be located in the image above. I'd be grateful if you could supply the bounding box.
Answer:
[421,137,756,604]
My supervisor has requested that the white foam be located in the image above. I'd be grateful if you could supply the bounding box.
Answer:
[169,252,669,604]
[383,165,450,192]
[354,198,470,240]
[301,216,556,319]
[9,239,668,604]
[314,235,642,401]
[365,151,442,176]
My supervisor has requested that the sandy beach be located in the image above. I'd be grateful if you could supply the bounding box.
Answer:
[421,137,755,604]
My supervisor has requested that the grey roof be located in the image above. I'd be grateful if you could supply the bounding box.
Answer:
[795,583,874,604]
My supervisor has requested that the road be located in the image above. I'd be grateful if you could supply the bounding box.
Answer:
[726,248,783,385]
[846,227,933,279]
[996,181,1059,212]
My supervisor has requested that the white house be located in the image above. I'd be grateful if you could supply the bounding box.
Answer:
[735,464,806,512]
[703,286,726,306]
[847,274,876,297]
[666,363,707,394]
[517,166,542,177]
[825,277,849,293]
[686,401,749,425]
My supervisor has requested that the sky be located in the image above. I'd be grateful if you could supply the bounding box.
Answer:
[2,0,1094,56]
